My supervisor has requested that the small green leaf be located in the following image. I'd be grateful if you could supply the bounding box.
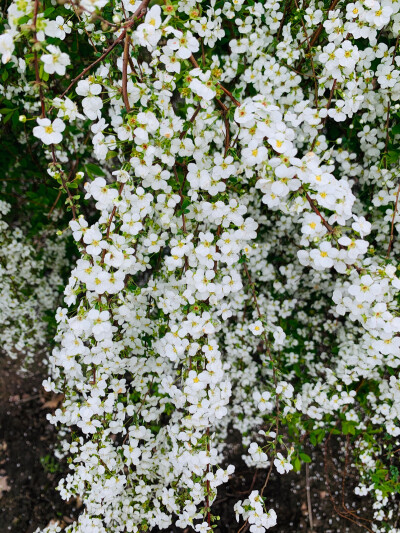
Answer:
[300,453,311,463]
[43,6,55,16]
[3,112,13,123]
[18,14,31,24]
[85,162,106,178]
[106,150,118,160]
[342,421,356,435]
[386,150,400,164]
[392,124,400,136]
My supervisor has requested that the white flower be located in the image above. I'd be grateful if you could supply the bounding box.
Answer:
[41,45,70,76]
[249,320,264,336]
[167,30,199,59]
[189,70,216,101]
[0,32,15,64]
[122,0,141,12]
[160,46,181,73]
[33,118,65,145]
[135,5,162,50]
[274,452,293,474]
[352,215,371,237]
[45,16,71,40]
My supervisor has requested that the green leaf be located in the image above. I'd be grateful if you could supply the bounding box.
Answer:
[3,112,13,123]
[181,198,190,210]
[392,124,400,136]
[12,111,19,127]
[18,14,31,24]
[342,421,356,435]
[43,6,55,16]
[85,163,106,178]
[310,428,325,445]
[293,457,301,472]
[0,108,15,114]
[386,150,400,164]
[300,453,311,463]
[176,197,190,216]
[2,70,9,82]
[232,87,243,99]
[106,150,118,160]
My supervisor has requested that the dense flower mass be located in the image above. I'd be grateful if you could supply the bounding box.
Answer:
[1,0,400,532]
[0,201,67,367]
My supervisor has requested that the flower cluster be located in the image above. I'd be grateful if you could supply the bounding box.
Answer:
[1,0,400,532]
[0,200,67,367]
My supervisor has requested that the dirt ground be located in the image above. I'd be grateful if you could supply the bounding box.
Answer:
[0,357,373,533]
[0,358,77,533]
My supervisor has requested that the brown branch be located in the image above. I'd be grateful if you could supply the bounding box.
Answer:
[57,0,150,101]
[217,83,240,107]
[237,518,249,533]
[323,438,373,532]
[189,54,240,107]
[216,99,230,156]
[179,104,201,140]
[277,0,292,40]
[296,0,341,71]
[304,190,334,233]
[122,34,131,113]
[303,188,364,273]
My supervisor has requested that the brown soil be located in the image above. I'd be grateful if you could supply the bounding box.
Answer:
[0,358,77,533]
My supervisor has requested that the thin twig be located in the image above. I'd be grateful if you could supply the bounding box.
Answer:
[304,191,334,233]
[179,104,201,140]
[56,0,150,102]
[189,54,240,107]
[216,99,230,156]
[296,0,341,70]
[122,34,131,112]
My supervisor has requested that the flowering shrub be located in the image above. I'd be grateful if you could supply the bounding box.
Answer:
[0,200,67,367]
[1,0,400,532]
